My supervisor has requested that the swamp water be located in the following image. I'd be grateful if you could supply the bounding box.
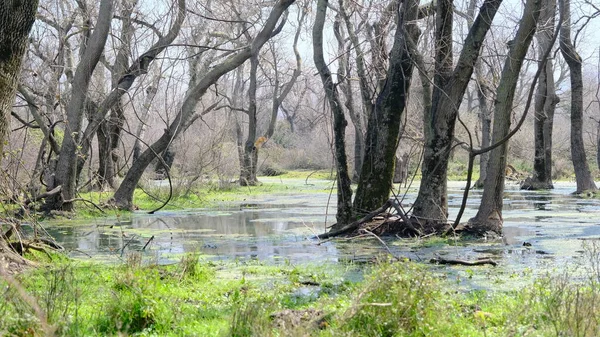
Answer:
[38,178,600,288]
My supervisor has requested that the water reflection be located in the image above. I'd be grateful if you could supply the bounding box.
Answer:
[41,181,600,272]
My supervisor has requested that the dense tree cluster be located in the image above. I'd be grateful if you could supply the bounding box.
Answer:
[1,0,600,241]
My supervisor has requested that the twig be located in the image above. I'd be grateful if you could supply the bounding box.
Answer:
[63,197,105,213]
[142,235,155,250]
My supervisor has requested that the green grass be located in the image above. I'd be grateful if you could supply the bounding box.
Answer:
[3,252,600,336]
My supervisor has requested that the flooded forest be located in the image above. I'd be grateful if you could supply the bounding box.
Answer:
[2,0,600,336]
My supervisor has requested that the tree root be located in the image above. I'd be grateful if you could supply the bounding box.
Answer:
[316,200,395,240]
[316,200,445,240]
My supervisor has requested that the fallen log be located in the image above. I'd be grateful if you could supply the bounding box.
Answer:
[430,257,497,267]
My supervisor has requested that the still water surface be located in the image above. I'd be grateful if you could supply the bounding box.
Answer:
[37,178,600,286]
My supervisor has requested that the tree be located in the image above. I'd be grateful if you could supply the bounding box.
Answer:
[521,0,558,190]
[313,0,354,226]
[464,0,495,189]
[411,0,504,229]
[44,0,114,211]
[112,0,296,209]
[558,0,597,193]
[239,7,304,186]
[352,0,420,213]
[78,0,187,188]
[468,0,543,234]
[0,0,38,268]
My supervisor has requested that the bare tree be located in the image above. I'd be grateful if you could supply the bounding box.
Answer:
[559,0,597,193]
[313,0,354,226]
[468,0,543,234]
[411,0,504,229]
[45,0,114,212]
[521,0,558,190]
[112,0,296,209]
[79,0,187,188]
[352,0,420,213]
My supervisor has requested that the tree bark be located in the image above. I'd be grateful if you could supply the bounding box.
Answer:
[112,0,296,209]
[353,0,420,214]
[558,0,597,193]
[469,0,542,234]
[411,0,503,228]
[522,0,558,190]
[313,0,354,227]
[0,0,37,156]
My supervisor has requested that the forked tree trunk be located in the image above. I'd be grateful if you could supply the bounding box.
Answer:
[412,0,503,228]
[558,0,597,193]
[72,0,186,195]
[468,0,542,234]
[522,0,558,190]
[46,0,114,212]
[313,0,354,226]
[353,0,420,213]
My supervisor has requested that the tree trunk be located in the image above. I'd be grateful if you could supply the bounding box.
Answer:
[112,0,295,209]
[353,0,420,214]
[473,72,493,188]
[133,83,159,161]
[469,0,542,234]
[154,146,175,178]
[559,0,597,193]
[313,0,354,227]
[521,0,557,190]
[96,122,116,189]
[0,0,38,265]
[240,54,259,186]
[334,14,364,182]
[0,0,38,158]
[411,0,503,228]
[467,0,494,189]
[47,0,114,212]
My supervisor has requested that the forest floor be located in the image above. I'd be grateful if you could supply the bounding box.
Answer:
[2,170,600,336]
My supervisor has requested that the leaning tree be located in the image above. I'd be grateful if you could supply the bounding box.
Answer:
[468,0,543,234]
[0,0,39,270]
